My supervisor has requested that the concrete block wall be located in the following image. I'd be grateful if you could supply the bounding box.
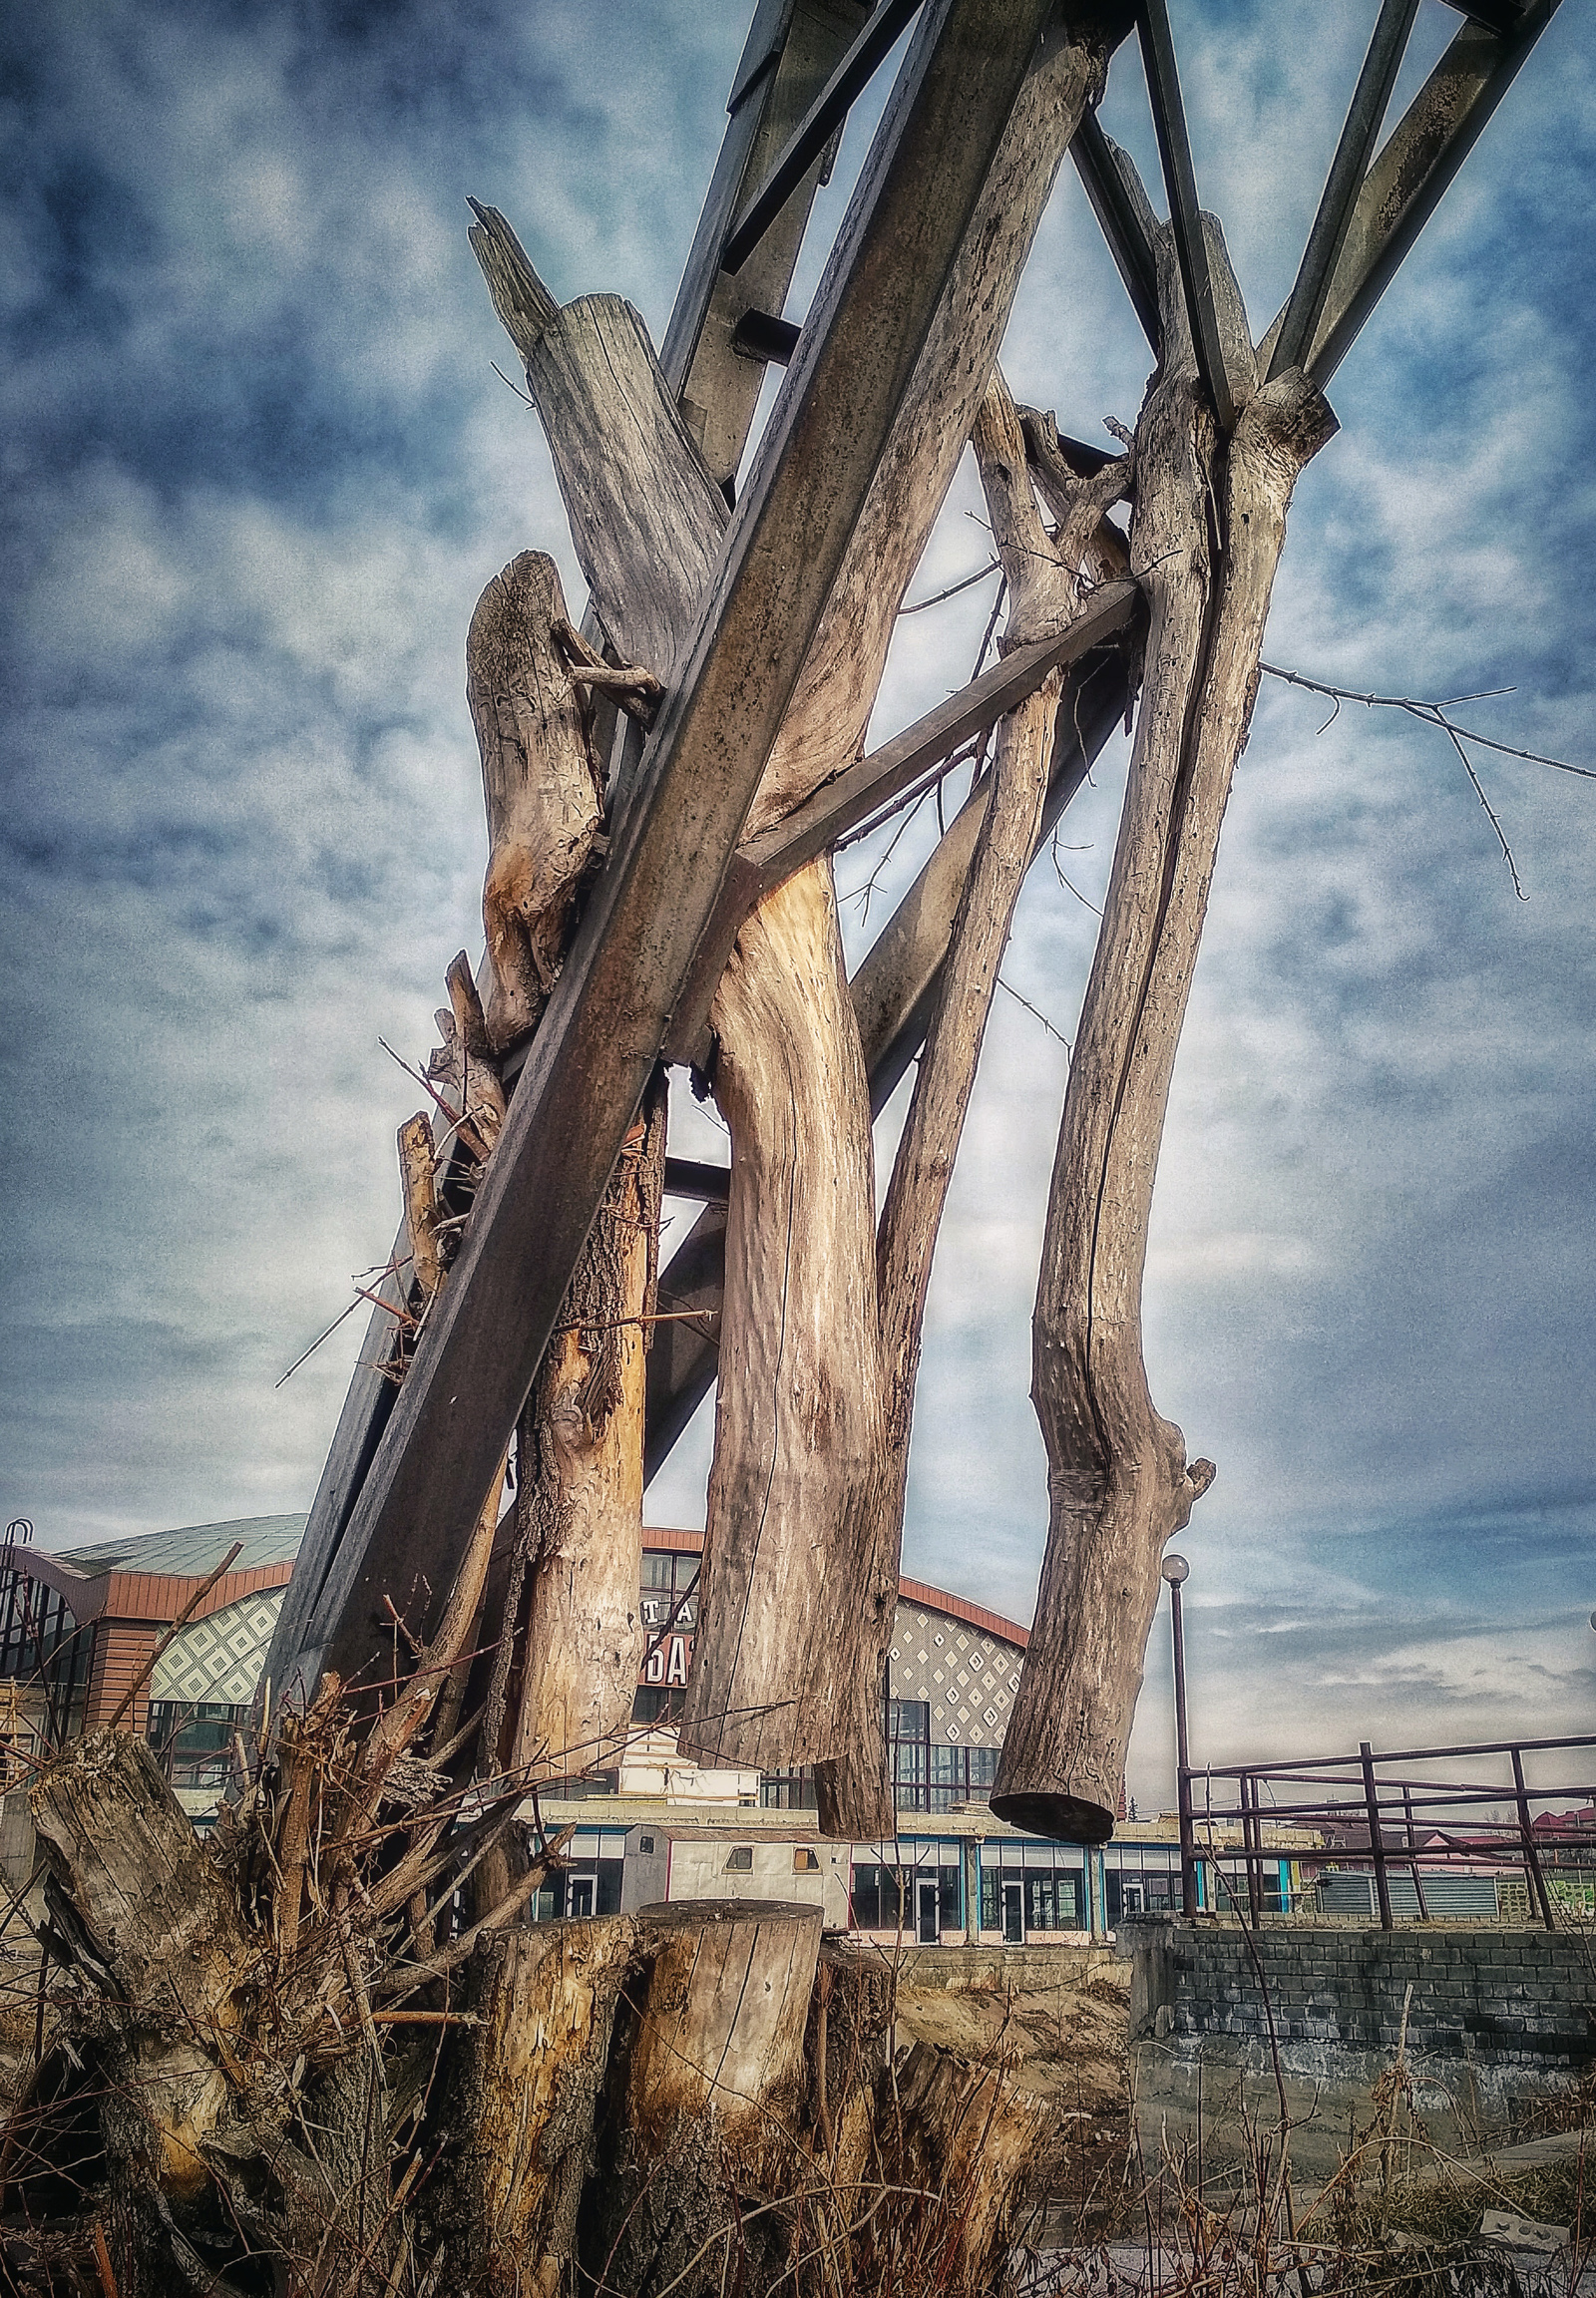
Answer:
[1126,1921,1596,2175]
[1150,1924,1596,2068]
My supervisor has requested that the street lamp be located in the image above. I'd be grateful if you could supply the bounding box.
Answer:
[1162,1554,1197,1917]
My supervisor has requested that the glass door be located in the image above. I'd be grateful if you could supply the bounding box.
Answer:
[1001,1879,1024,1944]
[916,1877,940,1945]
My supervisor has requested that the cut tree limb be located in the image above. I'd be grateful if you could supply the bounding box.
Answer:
[994,167,1336,1842]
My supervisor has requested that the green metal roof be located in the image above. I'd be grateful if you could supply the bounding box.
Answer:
[51,1514,307,1582]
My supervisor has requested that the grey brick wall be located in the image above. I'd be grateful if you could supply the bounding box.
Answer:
[1134,1922,1596,2071]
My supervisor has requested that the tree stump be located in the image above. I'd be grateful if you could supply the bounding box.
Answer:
[580,1899,821,2296]
[445,1914,641,2294]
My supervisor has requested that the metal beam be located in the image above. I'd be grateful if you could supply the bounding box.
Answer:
[662,0,872,493]
[287,0,1063,1698]
[720,0,926,276]
[1436,0,1524,33]
[663,1157,731,1203]
[663,579,1137,1065]
[643,643,1134,1480]
[1069,108,1160,352]
[1268,0,1419,381]
[1135,0,1235,429]
[1304,0,1562,388]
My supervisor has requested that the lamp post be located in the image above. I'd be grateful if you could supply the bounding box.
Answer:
[1163,1554,1196,1918]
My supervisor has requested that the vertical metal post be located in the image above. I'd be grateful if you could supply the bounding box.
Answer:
[1167,1561,1197,1916]
[1511,1746,1557,1931]
[1243,1772,1262,1929]
[1402,1783,1430,1922]
[1360,1740,1395,1931]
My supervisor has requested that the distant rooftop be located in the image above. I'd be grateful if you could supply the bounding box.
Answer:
[50,1514,308,1582]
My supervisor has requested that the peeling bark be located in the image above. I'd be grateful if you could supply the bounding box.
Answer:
[994,174,1337,1842]
[467,551,605,1052]
[508,1066,667,1785]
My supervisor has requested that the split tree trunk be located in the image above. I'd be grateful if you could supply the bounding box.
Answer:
[994,166,1336,1841]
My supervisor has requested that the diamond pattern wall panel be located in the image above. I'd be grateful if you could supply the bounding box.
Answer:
[885,1602,1022,1746]
[152,1589,286,1707]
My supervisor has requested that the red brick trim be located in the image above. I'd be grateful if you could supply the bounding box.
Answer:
[896,1576,1028,1652]
[638,1531,1029,1652]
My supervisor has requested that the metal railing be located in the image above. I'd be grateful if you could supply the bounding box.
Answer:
[1176,1732,1596,1930]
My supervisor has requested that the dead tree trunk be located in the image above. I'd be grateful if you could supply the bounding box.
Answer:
[677,14,1119,1783]
[818,368,1133,1832]
[579,1901,821,2298]
[994,163,1336,1841]
[508,1067,666,1785]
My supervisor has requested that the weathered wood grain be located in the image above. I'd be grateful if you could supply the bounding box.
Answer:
[470,210,728,684]
[511,1070,666,1784]
[468,552,605,1051]
[679,859,883,1771]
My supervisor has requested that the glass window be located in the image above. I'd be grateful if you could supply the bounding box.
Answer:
[725,1845,753,1871]
[631,1685,685,1726]
[793,1848,820,1871]
[760,1768,818,1809]
[147,1701,246,1791]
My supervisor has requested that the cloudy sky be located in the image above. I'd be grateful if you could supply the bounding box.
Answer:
[3,0,1593,1811]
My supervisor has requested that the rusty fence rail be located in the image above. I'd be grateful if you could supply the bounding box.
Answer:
[1177,1731,1596,1932]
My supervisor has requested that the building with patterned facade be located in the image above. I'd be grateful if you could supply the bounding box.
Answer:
[0,1516,1238,1942]
[0,1516,299,1877]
